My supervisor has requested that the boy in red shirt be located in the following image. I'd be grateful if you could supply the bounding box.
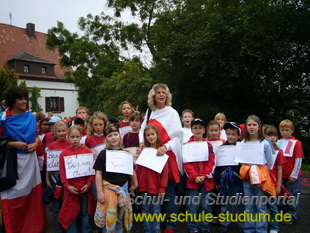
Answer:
[277,119,303,224]
[183,118,215,233]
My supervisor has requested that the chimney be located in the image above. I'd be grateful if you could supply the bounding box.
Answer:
[26,23,36,38]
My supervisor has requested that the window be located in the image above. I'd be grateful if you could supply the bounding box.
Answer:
[24,65,30,73]
[45,97,64,112]
[41,67,47,75]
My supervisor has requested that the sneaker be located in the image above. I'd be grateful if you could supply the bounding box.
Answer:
[270,230,278,233]
[218,225,228,233]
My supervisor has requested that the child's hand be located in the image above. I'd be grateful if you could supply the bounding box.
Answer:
[97,192,106,204]
[276,185,281,195]
[194,176,204,184]
[288,177,296,184]
[67,185,79,195]
[129,183,137,193]
[157,145,167,156]
[46,179,52,188]
[80,184,90,194]
[158,192,165,197]
[215,185,220,190]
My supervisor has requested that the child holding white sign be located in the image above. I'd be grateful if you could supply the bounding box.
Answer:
[238,115,274,233]
[277,119,303,224]
[118,101,135,137]
[183,118,215,233]
[136,124,168,233]
[214,122,243,233]
[46,120,70,233]
[58,125,95,233]
[93,125,138,233]
[206,120,225,224]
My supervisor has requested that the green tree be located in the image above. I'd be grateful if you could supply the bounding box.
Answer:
[28,87,43,112]
[46,17,154,114]
[148,0,310,125]
[98,58,155,116]
[0,67,19,100]
[19,80,27,91]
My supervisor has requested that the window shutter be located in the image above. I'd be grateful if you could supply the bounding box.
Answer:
[60,97,65,112]
[45,97,51,112]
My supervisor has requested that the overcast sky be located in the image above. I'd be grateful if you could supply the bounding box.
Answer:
[0,0,116,33]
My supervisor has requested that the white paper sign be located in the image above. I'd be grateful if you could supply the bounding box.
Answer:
[46,150,62,171]
[182,141,209,163]
[277,139,297,157]
[124,147,139,164]
[64,153,95,179]
[136,148,168,173]
[270,150,279,170]
[91,144,106,160]
[235,141,264,165]
[216,145,239,166]
[208,140,224,154]
[106,150,133,175]
[119,126,132,138]
[80,135,87,144]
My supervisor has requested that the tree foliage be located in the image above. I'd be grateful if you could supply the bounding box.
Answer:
[46,0,309,127]
[0,67,19,100]
[28,87,43,112]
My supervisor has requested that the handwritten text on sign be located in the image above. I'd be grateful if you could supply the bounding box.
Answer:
[106,150,133,175]
[216,145,239,166]
[64,153,95,179]
[235,141,264,165]
[182,141,209,163]
[46,150,62,171]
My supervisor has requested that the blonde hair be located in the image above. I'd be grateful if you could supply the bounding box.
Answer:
[181,109,194,118]
[68,125,82,136]
[279,119,294,131]
[243,115,264,142]
[147,84,172,110]
[54,120,68,131]
[87,112,109,137]
[75,106,89,115]
[144,125,161,148]
[214,112,227,122]
[118,101,134,115]
[105,132,123,150]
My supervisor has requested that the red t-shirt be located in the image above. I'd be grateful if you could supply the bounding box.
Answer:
[85,134,105,148]
[280,136,303,178]
[269,149,286,184]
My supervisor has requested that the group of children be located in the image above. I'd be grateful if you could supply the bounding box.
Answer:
[35,102,303,233]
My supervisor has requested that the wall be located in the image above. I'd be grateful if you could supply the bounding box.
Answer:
[19,79,79,118]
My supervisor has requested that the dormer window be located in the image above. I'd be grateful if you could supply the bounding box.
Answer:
[24,65,30,73]
[41,67,47,75]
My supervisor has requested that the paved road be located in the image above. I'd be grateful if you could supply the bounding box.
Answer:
[45,173,310,233]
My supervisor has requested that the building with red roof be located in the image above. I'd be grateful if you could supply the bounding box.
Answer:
[0,22,78,117]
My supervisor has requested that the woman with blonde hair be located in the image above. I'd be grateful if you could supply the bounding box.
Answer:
[139,83,182,233]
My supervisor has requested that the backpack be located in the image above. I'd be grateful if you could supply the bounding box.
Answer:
[0,136,18,191]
